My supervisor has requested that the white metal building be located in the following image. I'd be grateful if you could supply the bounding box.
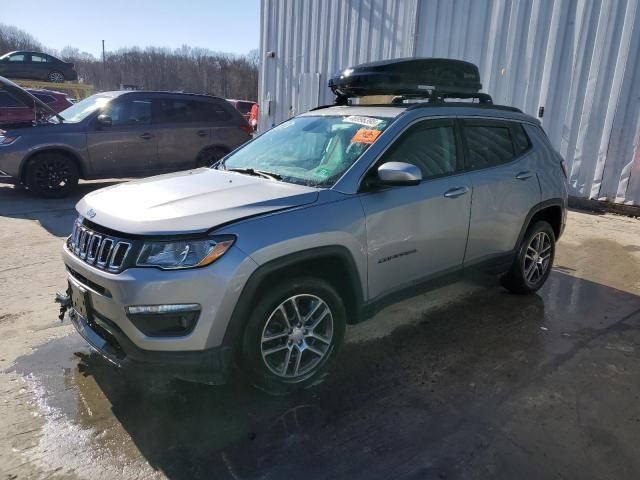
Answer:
[259,0,640,205]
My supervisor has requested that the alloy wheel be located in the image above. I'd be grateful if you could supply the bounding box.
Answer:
[48,72,64,82]
[523,231,552,285]
[260,294,334,379]
[33,158,73,192]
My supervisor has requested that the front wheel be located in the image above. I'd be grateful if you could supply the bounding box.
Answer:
[241,277,346,393]
[502,221,556,294]
[25,152,79,198]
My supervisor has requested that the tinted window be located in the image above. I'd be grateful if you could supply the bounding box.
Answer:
[31,54,49,63]
[0,91,22,107]
[464,123,514,169]
[8,54,25,62]
[157,98,231,123]
[104,98,151,126]
[236,101,254,114]
[382,122,458,178]
[33,93,56,103]
[512,124,532,155]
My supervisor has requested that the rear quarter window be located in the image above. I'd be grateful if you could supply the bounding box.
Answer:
[462,120,533,171]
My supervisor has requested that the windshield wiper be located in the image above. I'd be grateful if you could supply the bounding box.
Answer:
[226,167,282,181]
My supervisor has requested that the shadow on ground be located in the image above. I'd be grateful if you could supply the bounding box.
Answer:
[11,270,640,479]
[0,181,123,237]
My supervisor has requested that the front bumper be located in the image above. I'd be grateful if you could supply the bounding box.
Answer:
[62,240,257,355]
[68,305,232,383]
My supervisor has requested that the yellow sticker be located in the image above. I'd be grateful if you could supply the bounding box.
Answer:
[351,128,381,144]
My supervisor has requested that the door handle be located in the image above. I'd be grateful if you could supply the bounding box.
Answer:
[515,171,533,180]
[443,186,469,198]
[196,130,208,137]
[139,133,153,140]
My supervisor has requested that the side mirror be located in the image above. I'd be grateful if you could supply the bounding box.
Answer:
[375,161,422,186]
[96,114,112,127]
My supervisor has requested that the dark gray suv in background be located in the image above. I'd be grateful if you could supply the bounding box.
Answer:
[0,77,251,196]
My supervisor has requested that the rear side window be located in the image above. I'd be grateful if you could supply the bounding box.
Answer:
[382,121,459,179]
[31,54,49,63]
[511,123,532,155]
[463,122,515,169]
[0,91,22,107]
[157,98,231,123]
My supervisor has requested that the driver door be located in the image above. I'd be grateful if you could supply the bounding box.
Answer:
[359,119,472,300]
[86,96,158,177]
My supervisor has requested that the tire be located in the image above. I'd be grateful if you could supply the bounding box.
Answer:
[195,147,227,168]
[241,276,346,394]
[502,221,556,294]
[25,152,79,198]
[47,71,65,83]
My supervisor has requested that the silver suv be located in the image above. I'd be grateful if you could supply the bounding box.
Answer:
[60,102,567,391]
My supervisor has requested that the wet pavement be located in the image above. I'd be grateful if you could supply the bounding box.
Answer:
[1,183,639,479]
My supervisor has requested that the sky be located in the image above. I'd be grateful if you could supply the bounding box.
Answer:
[2,0,260,57]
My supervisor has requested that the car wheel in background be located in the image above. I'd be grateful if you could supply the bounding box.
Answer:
[241,277,346,394]
[502,221,556,294]
[195,147,228,168]
[25,152,79,198]
[47,71,65,83]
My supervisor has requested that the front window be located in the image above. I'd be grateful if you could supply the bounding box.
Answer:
[58,93,119,123]
[221,115,390,187]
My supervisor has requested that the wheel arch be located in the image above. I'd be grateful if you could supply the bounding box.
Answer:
[515,199,565,249]
[222,246,365,352]
[20,147,86,183]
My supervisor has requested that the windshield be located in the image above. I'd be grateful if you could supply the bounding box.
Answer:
[222,115,390,187]
[58,93,118,123]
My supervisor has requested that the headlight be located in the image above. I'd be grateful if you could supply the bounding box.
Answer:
[0,135,19,146]
[137,236,235,270]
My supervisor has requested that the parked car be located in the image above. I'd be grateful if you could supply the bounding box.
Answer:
[0,76,252,196]
[0,51,78,83]
[226,99,255,123]
[0,88,73,125]
[58,61,568,393]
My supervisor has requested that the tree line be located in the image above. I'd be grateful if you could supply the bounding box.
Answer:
[0,23,258,101]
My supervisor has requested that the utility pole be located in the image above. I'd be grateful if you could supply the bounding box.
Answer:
[102,40,106,87]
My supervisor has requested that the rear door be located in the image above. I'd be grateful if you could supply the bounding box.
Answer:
[154,97,217,171]
[360,118,472,300]
[86,95,157,177]
[461,119,541,264]
[27,53,51,80]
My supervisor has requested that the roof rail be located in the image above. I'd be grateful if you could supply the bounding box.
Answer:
[406,101,523,113]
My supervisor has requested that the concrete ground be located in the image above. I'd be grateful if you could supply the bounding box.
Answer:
[1,181,639,480]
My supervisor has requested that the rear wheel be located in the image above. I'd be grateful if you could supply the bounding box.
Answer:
[502,221,555,294]
[241,277,346,394]
[195,147,227,168]
[48,71,65,83]
[25,152,79,198]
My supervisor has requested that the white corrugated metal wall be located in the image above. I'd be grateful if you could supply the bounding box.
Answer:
[260,0,640,205]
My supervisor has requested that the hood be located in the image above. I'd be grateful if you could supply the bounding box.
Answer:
[0,75,63,121]
[76,168,320,235]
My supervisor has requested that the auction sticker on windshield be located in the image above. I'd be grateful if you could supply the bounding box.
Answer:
[343,115,383,127]
[351,128,382,144]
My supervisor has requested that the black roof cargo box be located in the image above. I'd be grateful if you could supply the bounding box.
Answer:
[329,57,483,101]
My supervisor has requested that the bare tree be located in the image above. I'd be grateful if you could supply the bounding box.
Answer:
[0,24,258,101]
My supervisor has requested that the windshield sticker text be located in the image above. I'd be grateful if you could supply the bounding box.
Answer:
[343,115,383,127]
[351,128,382,144]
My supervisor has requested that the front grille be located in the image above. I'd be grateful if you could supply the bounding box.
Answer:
[67,219,132,273]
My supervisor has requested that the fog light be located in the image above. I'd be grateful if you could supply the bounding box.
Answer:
[125,304,200,337]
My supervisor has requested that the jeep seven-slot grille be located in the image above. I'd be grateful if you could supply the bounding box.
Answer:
[67,219,132,273]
